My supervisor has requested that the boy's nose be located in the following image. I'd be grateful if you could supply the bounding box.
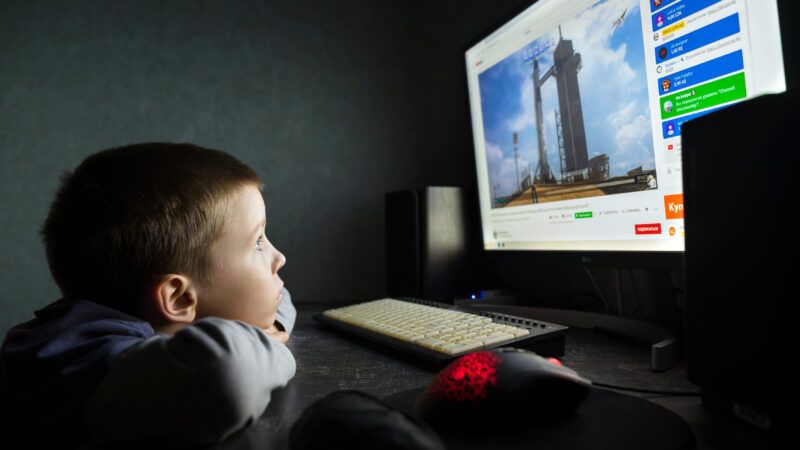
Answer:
[274,249,286,273]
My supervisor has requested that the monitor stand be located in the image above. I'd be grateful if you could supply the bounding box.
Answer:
[460,302,679,371]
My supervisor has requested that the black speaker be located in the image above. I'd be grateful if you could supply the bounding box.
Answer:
[385,187,479,302]
[682,90,799,440]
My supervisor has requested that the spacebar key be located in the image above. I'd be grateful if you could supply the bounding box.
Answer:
[481,333,515,346]
[415,337,445,349]
[441,341,483,355]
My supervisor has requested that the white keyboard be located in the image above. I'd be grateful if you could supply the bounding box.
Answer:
[317,298,568,361]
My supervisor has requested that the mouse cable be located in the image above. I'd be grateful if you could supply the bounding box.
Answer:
[593,381,701,397]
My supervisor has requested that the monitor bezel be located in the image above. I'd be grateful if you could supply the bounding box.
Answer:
[461,0,790,272]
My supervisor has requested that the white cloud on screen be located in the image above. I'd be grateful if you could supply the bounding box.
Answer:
[490,0,653,185]
[560,0,652,174]
[486,141,531,197]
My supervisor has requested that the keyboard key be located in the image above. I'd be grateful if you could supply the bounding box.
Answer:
[442,341,483,355]
[481,333,515,345]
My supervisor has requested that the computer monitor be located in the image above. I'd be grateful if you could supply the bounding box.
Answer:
[464,0,787,270]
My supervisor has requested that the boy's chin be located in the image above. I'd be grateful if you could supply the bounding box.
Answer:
[260,313,278,330]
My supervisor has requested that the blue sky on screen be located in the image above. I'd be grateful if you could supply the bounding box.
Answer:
[479,0,654,198]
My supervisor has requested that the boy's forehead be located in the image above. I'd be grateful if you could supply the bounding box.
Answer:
[233,185,266,226]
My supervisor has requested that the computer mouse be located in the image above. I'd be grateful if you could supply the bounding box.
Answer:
[416,348,591,427]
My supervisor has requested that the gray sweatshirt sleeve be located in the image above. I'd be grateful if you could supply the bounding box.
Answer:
[82,317,296,447]
[275,287,297,334]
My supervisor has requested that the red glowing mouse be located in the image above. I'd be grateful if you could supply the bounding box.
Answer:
[416,348,591,426]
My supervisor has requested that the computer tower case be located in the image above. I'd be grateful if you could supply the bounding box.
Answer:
[385,187,482,302]
[682,90,799,440]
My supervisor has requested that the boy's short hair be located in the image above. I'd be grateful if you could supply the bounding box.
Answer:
[42,143,263,315]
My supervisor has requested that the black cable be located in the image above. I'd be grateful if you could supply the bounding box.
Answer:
[583,267,611,313]
[540,290,606,311]
[496,289,608,312]
[593,381,701,397]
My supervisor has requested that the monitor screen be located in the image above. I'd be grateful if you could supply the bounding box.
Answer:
[465,0,786,255]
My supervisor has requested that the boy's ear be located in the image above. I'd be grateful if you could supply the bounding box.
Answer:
[149,274,198,324]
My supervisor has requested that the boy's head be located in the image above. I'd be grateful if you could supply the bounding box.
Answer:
[42,143,286,330]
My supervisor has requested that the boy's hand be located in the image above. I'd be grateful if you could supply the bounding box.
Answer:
[263,324,289,344]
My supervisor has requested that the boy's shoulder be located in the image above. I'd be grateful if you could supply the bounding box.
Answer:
[3,298,155,355]
[2,298,156,397]
[1,298,157,445]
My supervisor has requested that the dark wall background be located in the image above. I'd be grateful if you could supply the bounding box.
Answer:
[0,0,527,336]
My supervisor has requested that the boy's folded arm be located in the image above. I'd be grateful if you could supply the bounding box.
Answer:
[82,317,296,446]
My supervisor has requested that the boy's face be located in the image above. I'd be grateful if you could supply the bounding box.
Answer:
[194,184,286,329]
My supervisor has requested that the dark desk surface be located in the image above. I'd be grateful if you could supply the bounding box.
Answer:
[219,303,774,450]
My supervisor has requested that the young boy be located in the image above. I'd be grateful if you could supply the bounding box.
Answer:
[0,143,296,447]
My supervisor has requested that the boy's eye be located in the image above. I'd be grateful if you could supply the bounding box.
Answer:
[255,236,265,252]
